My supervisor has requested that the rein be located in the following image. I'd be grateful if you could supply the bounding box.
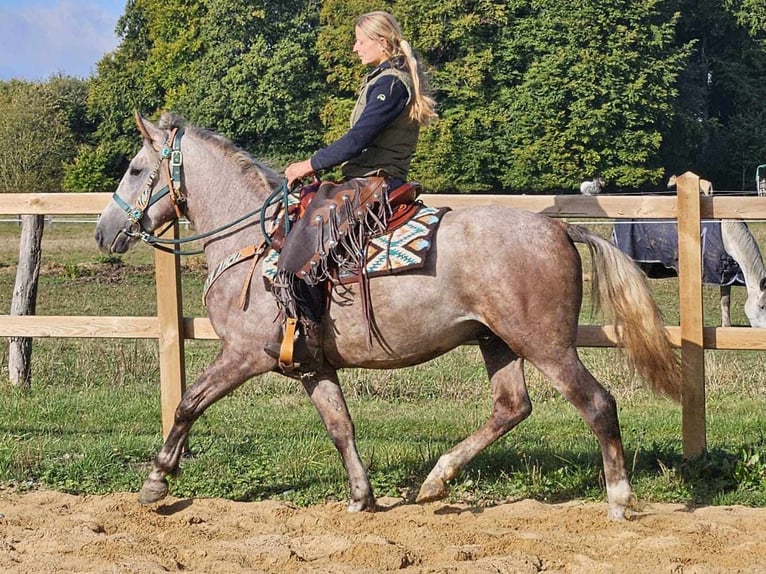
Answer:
[110,126,291,256]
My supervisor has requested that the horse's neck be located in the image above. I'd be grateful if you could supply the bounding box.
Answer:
[721,220,766,291]
[184,140,275,266]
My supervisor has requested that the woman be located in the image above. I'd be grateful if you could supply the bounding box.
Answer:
[285,10,437,188]
[270,11,437,374]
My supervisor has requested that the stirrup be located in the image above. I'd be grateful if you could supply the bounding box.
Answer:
[264,317,324,375]
[278,317,298,370]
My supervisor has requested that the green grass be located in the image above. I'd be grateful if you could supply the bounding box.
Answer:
[1,222,766,508]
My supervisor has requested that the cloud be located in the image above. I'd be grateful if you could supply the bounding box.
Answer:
[0,0,122,81]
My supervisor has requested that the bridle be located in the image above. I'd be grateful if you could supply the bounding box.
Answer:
[111,125,186,237]
[109,124,292,256]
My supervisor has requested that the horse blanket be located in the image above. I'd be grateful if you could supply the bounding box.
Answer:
[611,219,745,286]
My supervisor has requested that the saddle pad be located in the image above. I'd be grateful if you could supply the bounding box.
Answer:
[612,219,745,286]
[262,204,450,284]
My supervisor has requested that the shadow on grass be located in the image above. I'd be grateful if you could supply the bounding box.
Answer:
[4,417,765,507]
[369,439,766,507]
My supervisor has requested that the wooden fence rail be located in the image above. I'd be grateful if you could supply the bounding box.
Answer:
[3,172,766,457]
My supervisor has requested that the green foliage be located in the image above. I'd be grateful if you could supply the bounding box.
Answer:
[44,75,94,144]
[662,0,766,190]
[395,1,512,191]
[176,1,325,163]
[46,0,766,192]
[0,80,80,193]
[726,0,766,38]
[493,0,688,191]
[314,0,689,192]
[62,145,120,193]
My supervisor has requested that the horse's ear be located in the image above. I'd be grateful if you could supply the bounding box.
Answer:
[134,110,154,143]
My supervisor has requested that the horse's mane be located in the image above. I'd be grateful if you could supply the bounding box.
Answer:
[721,220,766,281]
[158,111,283,193]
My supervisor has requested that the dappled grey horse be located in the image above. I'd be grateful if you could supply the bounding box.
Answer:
[95,112,682,520]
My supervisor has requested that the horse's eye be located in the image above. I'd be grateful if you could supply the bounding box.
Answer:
[129,167,142,176]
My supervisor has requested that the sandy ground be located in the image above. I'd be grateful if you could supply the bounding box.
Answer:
[1,490,765,573]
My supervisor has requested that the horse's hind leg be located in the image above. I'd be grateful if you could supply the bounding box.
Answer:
[302,370,374,512]
[534,349,631,520]
[417,337,531,504]
[139,348,258,504]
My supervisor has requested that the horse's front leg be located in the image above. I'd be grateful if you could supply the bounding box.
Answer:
[417,339,531,504]
[720,284,732,327]
[302,370,375,512]
[138,348,258,504]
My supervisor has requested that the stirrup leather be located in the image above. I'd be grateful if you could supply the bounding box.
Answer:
[278,316,298,369]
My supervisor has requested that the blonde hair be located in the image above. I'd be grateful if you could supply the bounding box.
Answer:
[355,11,438,126]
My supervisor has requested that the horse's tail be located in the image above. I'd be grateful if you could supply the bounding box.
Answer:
[566,223,682,402]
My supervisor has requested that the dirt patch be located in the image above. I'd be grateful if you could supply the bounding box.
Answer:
[1,491,765,573]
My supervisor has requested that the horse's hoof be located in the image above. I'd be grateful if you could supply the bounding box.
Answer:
[416,478,449,503]
[137,478,169,504]
[347,495,376,512]
[608,505,627,521]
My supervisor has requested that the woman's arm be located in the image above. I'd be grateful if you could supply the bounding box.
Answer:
[310,75,409,172]
[284,75,409,185]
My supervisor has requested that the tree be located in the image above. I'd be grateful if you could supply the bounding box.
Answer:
[317,0,687,192]
[86,0,198,183]
[83,0,766,192]
[490,0,688,191]
[394,0,511,191]
[663,0,766,190]
[87,0,325,175]
[176,0,325,164]
[0,81,77,193]
[315,0,513,191]
[0,79,79,386]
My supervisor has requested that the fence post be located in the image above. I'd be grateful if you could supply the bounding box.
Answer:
[154,222,186,439]
[676,172,706,458]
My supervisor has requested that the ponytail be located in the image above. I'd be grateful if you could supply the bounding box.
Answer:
[355,11,438,126]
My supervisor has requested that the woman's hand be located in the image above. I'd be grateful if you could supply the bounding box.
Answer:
[284,159,315,187]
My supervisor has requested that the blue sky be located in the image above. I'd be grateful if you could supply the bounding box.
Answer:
[0,0,125,81]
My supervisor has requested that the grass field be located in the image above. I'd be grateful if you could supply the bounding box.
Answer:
[1,220,765,508]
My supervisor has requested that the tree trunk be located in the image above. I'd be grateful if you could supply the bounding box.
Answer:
[8,215,44,388]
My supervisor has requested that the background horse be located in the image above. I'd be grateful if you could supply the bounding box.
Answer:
[582,178,766,327]
[95,112,681,520]
[721,219,766,326]
[611,219,766,328]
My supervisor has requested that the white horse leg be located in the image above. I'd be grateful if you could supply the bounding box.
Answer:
[301,370,374,512]
[720,285,731,327]
[139,348,261,504]
[417,338,531,503]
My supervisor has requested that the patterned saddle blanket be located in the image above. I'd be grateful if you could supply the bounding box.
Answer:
[612,219,745,286]
[262,204,450,286]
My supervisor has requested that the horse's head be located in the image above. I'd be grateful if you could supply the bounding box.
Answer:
[95,112,187,254]
[745,277,766,328]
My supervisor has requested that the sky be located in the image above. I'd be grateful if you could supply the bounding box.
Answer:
[0,0,125,81]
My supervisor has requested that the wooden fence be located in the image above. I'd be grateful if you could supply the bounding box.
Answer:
[2,172,766,458]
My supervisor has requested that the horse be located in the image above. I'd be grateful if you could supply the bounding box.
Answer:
[579,177,605,195]
[586,177,766,327]
[720,220,766,327]
[611,218,766,327]
[95,112,682,521]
